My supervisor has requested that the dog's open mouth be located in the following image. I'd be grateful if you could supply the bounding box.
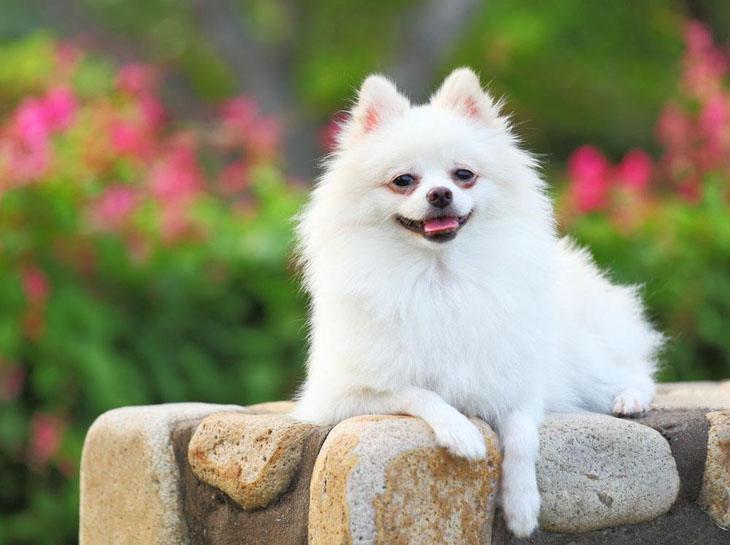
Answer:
[396,212,472,242]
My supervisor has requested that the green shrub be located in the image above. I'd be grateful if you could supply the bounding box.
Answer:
[558,21,730,381]
[0,35,305,545]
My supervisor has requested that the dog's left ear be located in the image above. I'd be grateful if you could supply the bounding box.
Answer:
[431,68,504,128]
[347,75,410,136]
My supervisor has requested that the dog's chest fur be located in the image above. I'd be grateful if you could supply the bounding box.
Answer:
[330,246,548,419]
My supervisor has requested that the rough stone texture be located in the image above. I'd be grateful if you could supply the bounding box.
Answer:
[637,409,710,501]
[536,413,680,533]
[173,419,332,545]
[308,415,501,545]
[493,407,729,545]
[80,403,244,545]
[653,381,730,409]
[248,400,296,415]
[492,502,729,545]
[81,390,730,545]
[188,412,317,509]
[699,410,730,529]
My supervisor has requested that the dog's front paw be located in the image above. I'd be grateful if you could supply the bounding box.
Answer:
[612,388,648,417]
[432,413,486,461]
[502,486,540,538]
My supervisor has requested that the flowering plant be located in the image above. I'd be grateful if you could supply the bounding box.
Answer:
[559,21,730,381]
[0,35,305,544]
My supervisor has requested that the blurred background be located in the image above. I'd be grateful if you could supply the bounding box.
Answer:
[0,0,729,543]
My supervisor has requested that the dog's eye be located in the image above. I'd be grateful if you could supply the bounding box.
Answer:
[454,169,475,182]
[392,174,416,188]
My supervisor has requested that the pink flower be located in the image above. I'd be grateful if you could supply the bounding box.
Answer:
[43,86,77,131]
[656,104,691,150]
[319,113,349,152]
[615,149,653,190]
[700,93,729,139]
[55,41,81,70]
[568,145,609,182]
[682,21,727,100]
[110,121,152,159]
[0,134,51,185]
[90,186,137,230]
[138,93,165,130]
[22,265,50,304]
[221,96,258,128]
[150,141,203,205]
[13,97,52,148]
[246,116,280,158]
[568,146,610,212]
[218,96,280,157]
[219,160,250,194]
[685,21,713,55]
[28,413,64,466]
[117,63,157,96]
[0,365,26,402]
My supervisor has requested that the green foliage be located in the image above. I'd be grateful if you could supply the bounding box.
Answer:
[568,183,730,381]
[0,35,305,545]
[450,0,683,159]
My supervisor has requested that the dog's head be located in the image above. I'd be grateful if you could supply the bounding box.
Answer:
[310,68,547,250]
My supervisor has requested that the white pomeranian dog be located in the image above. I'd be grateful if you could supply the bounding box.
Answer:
[292,68,663,537]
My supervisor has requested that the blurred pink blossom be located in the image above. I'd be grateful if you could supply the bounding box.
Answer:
[319,112,349,152]
[221,96,258,127]
[28,413,64,466]
[0,365,26,402]
[91,186,137,230]
[656,104,691,150]
[55,41,81,70]
[685,20,713,55]
[117,63,157,96]
[219,96,280,157]
[219,160,250,194]
[568,145,610,212]
[110,121,152,159]
[0,134,50,185]
[615,149,653,189]
[22,265,50,304]
[13,97,52,148]
[682,21,727,100]
[150,141,203,205]
[247,116,280,158]
[149,140,204,241]
[138,93,165,130]
[43,86,77,131]
[699,93,729,151]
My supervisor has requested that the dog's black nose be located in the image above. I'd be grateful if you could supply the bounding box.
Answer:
[426,186,453,208]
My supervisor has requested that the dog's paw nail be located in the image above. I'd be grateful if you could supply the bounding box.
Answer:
[612,388,648,416]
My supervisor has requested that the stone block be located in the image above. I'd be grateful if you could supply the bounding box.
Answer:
[308,415,501,545]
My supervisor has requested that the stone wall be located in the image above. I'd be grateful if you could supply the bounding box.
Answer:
[79,383,730,544]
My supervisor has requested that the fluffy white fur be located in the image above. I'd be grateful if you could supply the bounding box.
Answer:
[292,68,664,537]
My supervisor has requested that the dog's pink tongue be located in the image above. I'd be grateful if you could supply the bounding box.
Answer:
[423,217,459,234]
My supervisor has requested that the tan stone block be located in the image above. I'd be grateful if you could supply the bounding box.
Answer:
[248,400,296,414]
[80,403,243,545]
[700,410,730,529]
[653,381,730,410]
[188,412,317,509]
[308,415,501,545]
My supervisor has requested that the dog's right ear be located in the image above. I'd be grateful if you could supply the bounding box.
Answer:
[345,75,410,138]
[431,68,504,129]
